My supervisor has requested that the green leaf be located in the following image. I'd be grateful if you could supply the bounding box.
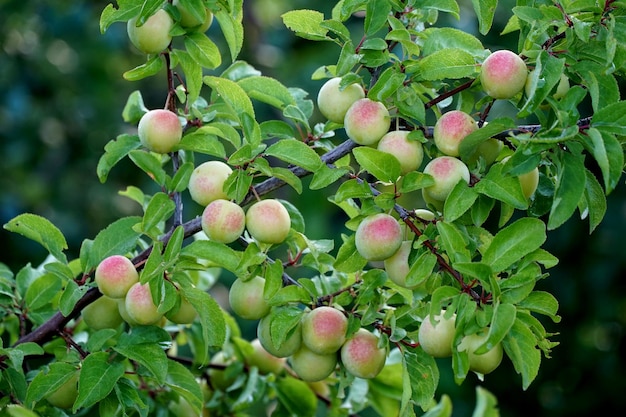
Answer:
[405,251,438,288]
[365,0,391,35]
[399,171,435,193]
[547,151,586,230]
[421,0,460,19]
[86,216,141,273]
[59,280,89,317]
[141,192,175,235]
[275,376,318,417]
[422,395,453,417]
[404,349,439,409]
[474,302,516,355]
[436,222,471,263]
[517,291,561,323]
[443,181,478,222]
[214,9,244,62]
[25,362,78,406]
[165,360,204,414]
[368,66,406,102]
[502,318,541,389]
[181,240,241,272]
[474,163,528,210]
[181,286,226,362]
[171,49,203,104]
[409,48,477,81]
[121,90,148,124]
[128,149,167,185]
[265,139,323,172]
[184,32,221,69]
[583,128,623,194]
[310,164,348,190]
[482,217,546,272]
[168,161,194,193]
[177,127,227,158]
[224,169,253,204]
[97,134,142,183]
[334,234,368,273]
[123,54,164,81]
[580,168,607,233]
[113,342,168,385]
[4,214,68,263]
[458,118,516,160]
[421,27,485,57]
[471,0,498,35]
[99,0,141,33]
[472,386,500,417]
[204,75,255,121]
[74,352,125,410]
[352,147,402,183]
[591,100,626,135]
[238,76,295,109]
[281,10,329,41]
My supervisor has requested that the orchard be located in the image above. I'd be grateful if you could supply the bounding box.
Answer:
[1,0,626,416]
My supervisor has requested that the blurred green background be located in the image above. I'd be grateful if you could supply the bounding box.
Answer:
[1,0,625,415]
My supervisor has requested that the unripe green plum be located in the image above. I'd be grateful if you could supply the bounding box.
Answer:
[166,294,197,324]
[422,156,471,203]
[246,338,287,375]
[301,306,348,354]
[245,199,291,244]
[257,314,302,357]
[137,109,182,154]
[290,345,337,382]
[229,276,271,320]
[525,70,570,101]
[82,295,124,330]
[46,371,79,409]
[201,199,246,244]
[480,50,528,99]
[188,160,233,206]
[127,9,173,55]
[418,311,456,358]
[169,395,206,417]
[433,110,478,157]
[208,351,236,390]
[355,213,403,262]
[174,0,214,32]
[124,282,163,326]
[94,255,139,299]
[340,328,386,379]
[457,332,503,375]
[414,208,436,221]
[377,130,424,174]
[317,77,365,124]
[384,241,416,289]
[501,157,539,200]
[465,138,503,167]
[344,98,391,146]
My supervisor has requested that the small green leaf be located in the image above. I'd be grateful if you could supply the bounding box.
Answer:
[443,181,478,222]
[184,32,221,69]
[421,0,460,19]
[121,90,148,124]
[404,349,439,409]
[204,75,255,121]
[141,192,175,235]
[128,149,167,185]
[97,134,142,183]
[368,66,406,102]
[471,0,498,35]
[334,234,368,273]
[436,222,471,263]
[177,127,227,158]
[353,147,402,183]
[265,139,323,172]
[502,318,541,389]
[409,48,477,81]
[214,9,244,62]
[547,151,586,230]
[517,291,561,323]
[99,0,141,33]
[580,168,607,233]
[181,240,241,272]
[25,362,78,406]
[474,302,516,355]
[123,55,164,81]
[281,10,329,41]
[165,360,204,414]
[4,214,68,263]
[405,251,438,288]
[592,100,626,135]
[275,376,318,417]
[365,0,391,35]
[482,217,546,272]
[421,27,485,57]
[74,352,125,410]
[238,76,295,109]
[310,165,348,190]
[182,286,227,360]
[474,163,528,210]
[171,49,203,104]
[113,343,168,384]
[473,386,500,417]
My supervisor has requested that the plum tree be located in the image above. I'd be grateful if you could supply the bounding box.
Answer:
[246,338,287,375]
[201,199,246,244]
[124,282,163,326]
[480,50,528,99]
[173,0,213,32]
[245,199,291,244]
[301,306,348,354]
[418,310,456,358]
[228,276,271,320]
[257,314,303,357]
[94,255,139,299]
[317,77,366,124]
[457,332,504,375]
[137,109,182,154]
[340,328,386,379]
[290,344,338,382]
[377,130,424,174]
[355,213,403,261]
[422,156,471,204]
[127,9,173,55]
[82,295,124,330]
[45,371,79,409]
[433,110,478,157]
[343,98,391,145]
[188,160,233,206]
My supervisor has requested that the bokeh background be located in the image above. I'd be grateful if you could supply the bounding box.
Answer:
[1,0,625,415]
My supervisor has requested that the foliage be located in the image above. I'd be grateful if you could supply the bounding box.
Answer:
[1,0,625,416]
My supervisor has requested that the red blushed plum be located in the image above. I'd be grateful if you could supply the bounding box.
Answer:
[137,109,182,154]
[188,160,233,206]
[257,314,302,357]
[124,282,163,326]
[480,50,528,99]
[82,295,124,330]
[290,345,338,382]
[317,77,365,124]
[228,276,271,320]
[355,213,403,262]
[127,9,173,55]
[422,156,471,203]
[418,310,456,358]
[94,255,139,299]
[201,199,245,244]
[457,332,503,375]
[433,110,478,157]
[301,306,348,354]
[245,199,291,244]
[343,98,391,146]
[340,328,386,379]
[246,338,287,375]
[377,130,424,174]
